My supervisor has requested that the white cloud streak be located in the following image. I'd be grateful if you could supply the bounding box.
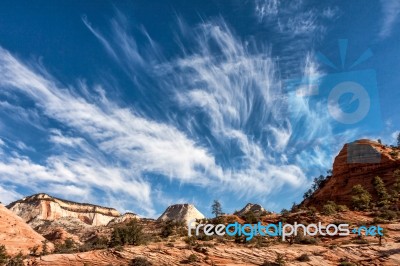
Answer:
[379,0,400,39]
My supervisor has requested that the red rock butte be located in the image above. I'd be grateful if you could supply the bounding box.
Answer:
[303,139,400,208]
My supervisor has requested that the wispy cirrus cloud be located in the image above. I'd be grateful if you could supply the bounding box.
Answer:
[0,46,220,216]
[0,4,351,216]
[83,13,349,205]
[379,0,400,39]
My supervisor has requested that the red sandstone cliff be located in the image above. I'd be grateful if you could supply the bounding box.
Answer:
[303,139,400,208]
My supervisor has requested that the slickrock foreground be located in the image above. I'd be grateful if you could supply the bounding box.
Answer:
[0,204,50,255]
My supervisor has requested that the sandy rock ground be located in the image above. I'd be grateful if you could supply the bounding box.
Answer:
[26,239,400,266]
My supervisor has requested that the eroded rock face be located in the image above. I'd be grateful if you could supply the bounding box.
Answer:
[107,212,140,226]
[234,203,266,216]
[0,204,52,255]
[304,139,400,208]
[157,204,205,223]
[7,193,120,226]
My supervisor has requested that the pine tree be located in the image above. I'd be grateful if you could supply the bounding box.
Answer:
[397,132,400,147]
[373,176,390,207]
[391,170,400,208]
[351,184,372,210]
[211,200,223,217]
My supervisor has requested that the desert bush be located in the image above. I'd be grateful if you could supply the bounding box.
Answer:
[339,259,356,266]
[351,184,372,210]
[130,257,153,266]
[193,244,208,254]
[5,252,24,266]
[306,206,317,217]
[161,220,185,238]
[29,245,40,256]
[161,221,174,238]
[274,253,286,265]
[187,254,198,263]
[389,151,399,159]
[377,209,398,220]
[337,205,349,212]
[296,253,311,262]
[79,236,109,252]
[372,217,387,224]
[261,253,286,266]
[322,202,337,215]
[39,240,50,256]
[184,236,197,247]
[280,209,290,216]
[294,234,318,245]
[0,245,8,265]
[114,245,124,252]
[55,238,78,253]
[244,211,258,224]
[110,219,144,247]
[352,238,369,244]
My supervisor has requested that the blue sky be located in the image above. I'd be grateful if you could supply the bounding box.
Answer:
[0,0,400,218]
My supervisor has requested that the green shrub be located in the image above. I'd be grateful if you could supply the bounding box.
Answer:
[389,151,399,159]
[307,206,317,217]
[377,209,397,220]
[0,245,8,265]
[244,211,258,224]
[339,263,356,266]
[351,184,372,210]
[275,253,286,266]
[187,254,198,263]
[261,253,286,265]
[339,261,356,266]
[41,240,50,256]
[29,245,40,256]
[352,238,369,244]
[296,236,318,245]
[110,219,144,247]
[184,236,197,247]
[296,253,311,262]
[6,252,24,266]
[337,205,349,212]
[55,238,78,254]
[322,202,337,215]
[130,257,153,266]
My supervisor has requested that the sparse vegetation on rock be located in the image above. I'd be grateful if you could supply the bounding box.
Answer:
[322,201,337,215]
[109,219,144,247]
[351,184,372,210]
[373,176,390,207]
[130,257,153,266]
[296,253,311,262]
[0,245,8,265]
[243,210,258,224]
[54,238,78,254]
